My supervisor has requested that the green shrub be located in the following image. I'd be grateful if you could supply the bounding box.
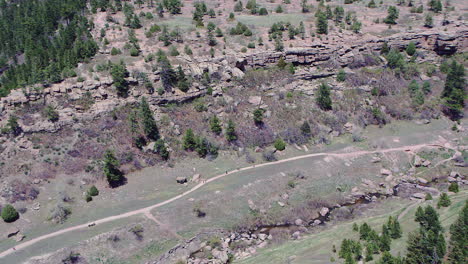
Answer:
[406,42,416,56]
[130,47,139,56]
[88,185,99,196]
[437,192,451,208]
[336,69,346,82]
[448,182,459,193]
[274,138,286,151]
[425,193,433,200]
[1,204,19,223]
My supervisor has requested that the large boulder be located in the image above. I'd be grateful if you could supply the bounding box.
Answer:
[176,177,187,184]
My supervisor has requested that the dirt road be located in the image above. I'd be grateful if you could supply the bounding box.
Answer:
[0,143,447,259]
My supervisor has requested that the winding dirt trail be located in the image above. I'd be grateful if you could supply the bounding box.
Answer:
[0,143,447,259]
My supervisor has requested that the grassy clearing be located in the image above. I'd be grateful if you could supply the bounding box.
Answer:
[236,14,312,28]
[236,191,467,264]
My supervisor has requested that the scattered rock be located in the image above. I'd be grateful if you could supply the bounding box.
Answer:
[417,177,428,185]
[412,192,426,199]
[380,169,392,176]
[277,201,285,207]
[248,96,262,106]
[320,207,329,217]
[292,231,301,240]
[192,174,200,182]
[295,219,304,226]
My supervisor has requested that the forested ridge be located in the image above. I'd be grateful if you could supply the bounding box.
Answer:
[0,0,98,96]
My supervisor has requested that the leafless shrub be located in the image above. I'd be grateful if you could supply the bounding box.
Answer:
[61,158,87,174]
[58,191,74,203]
[351,127,364,142]
[61,251,81,264]
[81,128,99,138]
[107,234,120,243]
[1,179,39,203]
[280,127,308,145]
[129,225,144,241]
[67,150,81,158]
[66,179,75,186]
[245,151,256,164]
[348,53,381,69]
[18,207,27,214]
[269,228,291,244]
[48,203,71,224]
[239,125,275,147]
[262,150,277,162]
[316,132,330,145]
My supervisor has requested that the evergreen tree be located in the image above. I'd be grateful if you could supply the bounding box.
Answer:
[316,83,332,110]
[183,129,197,150]
[111,61,129,97]
[424,14,434,28]
[316,11,328,34]
[384,6,399,24]
[6,115,21,136]
[300,121,312,137]
[407,205,446,264]
[448,182,459,193]
[406,42,416,56]
[210,116,222,135]
[103,150,124,187]
[226,120,237,142]
[438,193,451,208]
[441,61,465,120]
[154,139,169,160]
[386,49,405,69]
[158,51,177,90]
[253,108,264,125]
[447,201,468,263]
[176,66,190,92]
[139,97,159,141]
[381,41,390,55]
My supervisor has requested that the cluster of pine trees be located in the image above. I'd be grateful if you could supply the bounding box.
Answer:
[0,0,98,96]
[337,200,467,264]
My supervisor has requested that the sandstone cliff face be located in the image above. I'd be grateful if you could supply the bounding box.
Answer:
[237,30,468,69]
[0,30,466,125]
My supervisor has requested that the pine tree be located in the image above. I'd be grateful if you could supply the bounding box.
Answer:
[253,108,264,125]
[158,51,177,90]
[6,115,21,136]
[316,83,332,110]
[316,11,328,34]
[176,66,190,92]
[111,61,129,97]
[103,150,124,187]
[300,121,312,137]
[447,201,467,263]
[154,139,169,160]
[441,61,465,120]
[139,97,159,141]
[210,116,222,135]
[438,193,451,208]
[406,42,416,56]
[226,120,237,142]
[384,6,399,24]
[183,129,197,150]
